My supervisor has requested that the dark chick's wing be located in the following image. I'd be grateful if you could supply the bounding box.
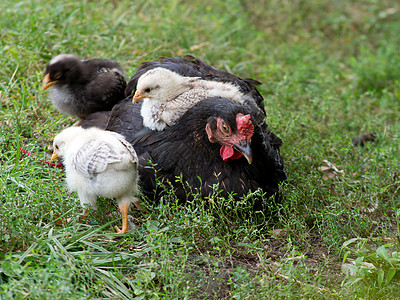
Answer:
[83,67,126,112]
[84,59,125,72]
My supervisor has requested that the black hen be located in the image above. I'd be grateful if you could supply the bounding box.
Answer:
[43,54,126,119]
[105,96,286,202]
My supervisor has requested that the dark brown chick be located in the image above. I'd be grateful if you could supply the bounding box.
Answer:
[43,54,126,123]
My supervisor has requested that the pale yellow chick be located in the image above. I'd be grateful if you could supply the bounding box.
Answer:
[52,126,142,234]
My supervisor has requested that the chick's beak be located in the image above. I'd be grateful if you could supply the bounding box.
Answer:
[51,151,59,161]
[233,140,253,164]
[132,90,147,103]
[42,73,57,90]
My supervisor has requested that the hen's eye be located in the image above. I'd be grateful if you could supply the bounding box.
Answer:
[221,122,230,134]
[55,145,59,150]
[144,88,151,93]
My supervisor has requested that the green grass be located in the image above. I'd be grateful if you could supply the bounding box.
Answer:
[1,0,400,298]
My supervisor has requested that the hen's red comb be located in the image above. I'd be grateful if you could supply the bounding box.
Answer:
[236,114,254,140]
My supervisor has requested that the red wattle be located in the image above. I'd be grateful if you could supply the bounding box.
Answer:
[220,145,243,162]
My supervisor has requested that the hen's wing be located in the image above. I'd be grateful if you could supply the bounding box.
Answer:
[105,98,149,154]
[80,110,112,129]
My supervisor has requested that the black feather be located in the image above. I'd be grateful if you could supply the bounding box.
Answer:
[80,110,112,129]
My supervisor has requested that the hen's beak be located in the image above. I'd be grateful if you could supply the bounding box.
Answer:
[132,90,147,103]
[51,151,59,161]
[42,73,57,90]
[233,140,253,164]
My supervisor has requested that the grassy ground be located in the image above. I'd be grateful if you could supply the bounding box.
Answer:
[1,0,400,298]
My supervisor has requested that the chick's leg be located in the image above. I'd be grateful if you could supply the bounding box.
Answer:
[78,192,97,221]
[115,202,130,234]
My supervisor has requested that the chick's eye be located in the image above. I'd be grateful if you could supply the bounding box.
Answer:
[144,88,151,93]
[53,72,62,80]
[55,145,59,150]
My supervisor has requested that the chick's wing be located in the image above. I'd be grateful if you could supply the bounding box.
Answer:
[72,140,121,178]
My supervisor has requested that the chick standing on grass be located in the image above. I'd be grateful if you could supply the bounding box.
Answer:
[51,126,142,234]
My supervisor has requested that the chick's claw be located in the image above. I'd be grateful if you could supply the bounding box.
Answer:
[114,225,129,234]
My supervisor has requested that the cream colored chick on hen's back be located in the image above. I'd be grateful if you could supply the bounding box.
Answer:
[52,126,142,234]
[132,67,265,131]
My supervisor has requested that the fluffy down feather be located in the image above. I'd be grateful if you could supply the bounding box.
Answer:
[52,126,142,233]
